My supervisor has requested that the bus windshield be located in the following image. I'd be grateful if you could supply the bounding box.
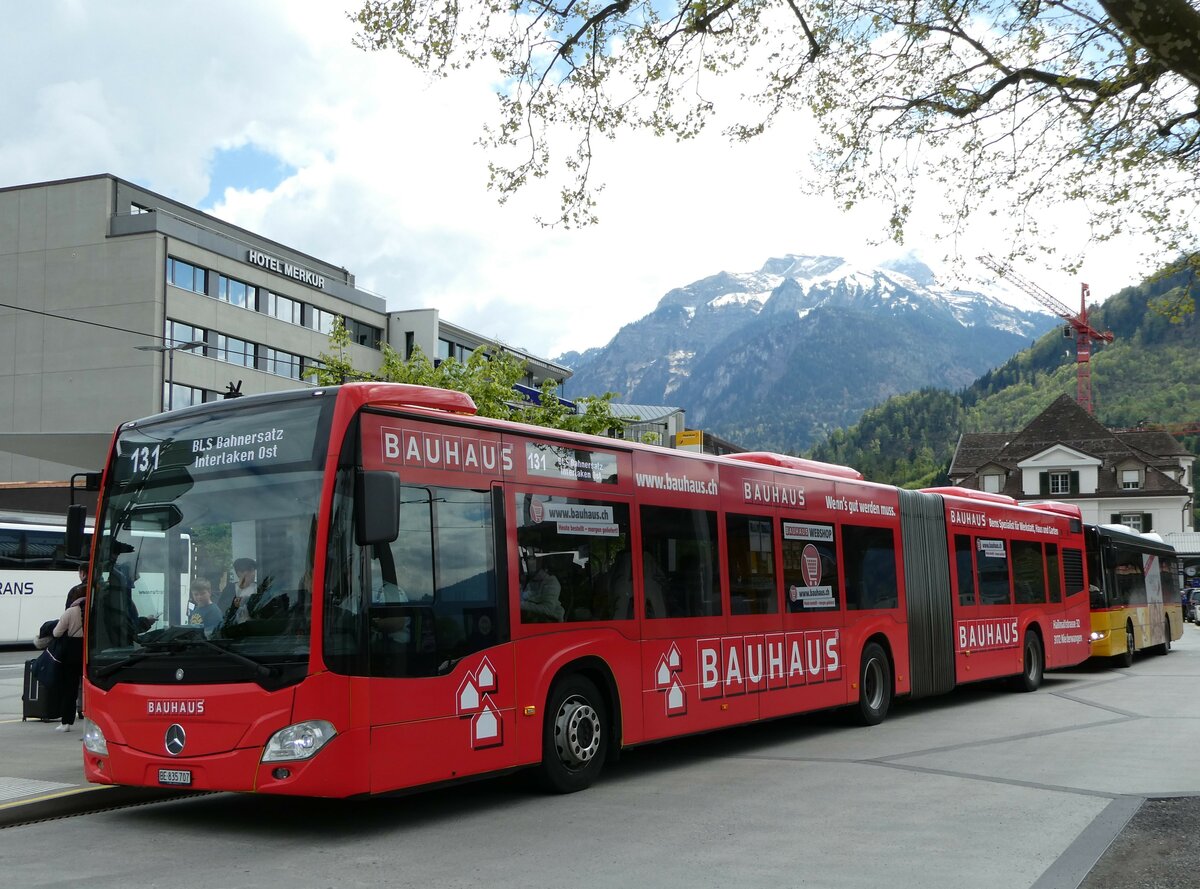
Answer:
[88,393,334,685]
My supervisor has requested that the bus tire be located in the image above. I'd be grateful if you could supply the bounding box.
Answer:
[1015,632,1043,693]
[854,643,891,726]
[538,674,608,794]
[1116,623,1135,668]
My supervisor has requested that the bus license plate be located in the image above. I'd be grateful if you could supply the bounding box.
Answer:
[158,768,192,786]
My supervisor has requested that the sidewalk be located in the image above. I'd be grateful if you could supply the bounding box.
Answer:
[0,656,186,827]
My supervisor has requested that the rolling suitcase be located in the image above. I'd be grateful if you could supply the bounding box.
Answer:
[22,657,56,721]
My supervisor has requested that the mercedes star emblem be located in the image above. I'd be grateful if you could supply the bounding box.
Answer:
[165,723,187,756]
[175,668,185,681]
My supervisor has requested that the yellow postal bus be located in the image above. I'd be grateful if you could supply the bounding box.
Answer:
[1086,523,1182,666]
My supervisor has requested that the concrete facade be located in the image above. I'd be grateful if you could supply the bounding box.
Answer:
[0,175,570,485]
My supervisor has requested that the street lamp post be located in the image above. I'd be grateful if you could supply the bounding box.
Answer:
[136,340,205,411]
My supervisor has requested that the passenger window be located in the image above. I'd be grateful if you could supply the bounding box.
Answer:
[955,534,977,606]
[1045,543,1062,603]
[515,493,632,623]
[977,538,1012,605]
[1012,540,1046,604]
[640,506,721,618]
[782,521,839,613]
[726,514,777,615]
[843,525,898,611]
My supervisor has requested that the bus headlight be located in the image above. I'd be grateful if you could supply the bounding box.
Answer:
[262,720,337,762]
[1090,631,1106,642]
[82,719,109,756]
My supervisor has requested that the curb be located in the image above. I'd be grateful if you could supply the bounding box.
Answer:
[0,784,198,829]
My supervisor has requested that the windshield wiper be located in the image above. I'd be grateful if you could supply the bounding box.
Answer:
[93,647,168,678]
[185,638,279,679]
[93,637,278,680]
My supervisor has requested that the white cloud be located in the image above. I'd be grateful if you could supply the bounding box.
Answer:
[0,0,1168,360]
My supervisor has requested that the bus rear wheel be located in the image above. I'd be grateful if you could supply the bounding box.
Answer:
[1156,619,1172,656]
[854,643,892,726]
[1116,623,1135,668]
[1015,632,1043,693]
[538,675,608,794]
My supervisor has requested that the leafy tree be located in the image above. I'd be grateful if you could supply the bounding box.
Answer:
[309,316,626,434]
[353,1,1200,267]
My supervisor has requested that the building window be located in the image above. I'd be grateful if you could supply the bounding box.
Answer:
[346,318,382,350]
[263,347,302,381]
[216,334,255,368]
[265,291,303,325]
[981,473,1002,493]
[165,320,206,353]
[307,307,337,334]
[167,257,206,294]
[1049,472,1071,495]
[1118,513,1144,532]
[1121,469,1141,490]
[302,356,325,380]
[163,383,212,410]
[217,275,256,310]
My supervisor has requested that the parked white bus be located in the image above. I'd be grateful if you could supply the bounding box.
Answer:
[0,514,91,645]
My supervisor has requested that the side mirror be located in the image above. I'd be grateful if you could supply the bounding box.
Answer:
[66,503,88,560]
[355,471,400,546]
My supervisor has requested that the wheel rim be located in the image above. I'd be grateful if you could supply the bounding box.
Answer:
[1126,626,1135,656]
[553,695,601,770]
[863,657,884,711]
[1026,640,1041,682]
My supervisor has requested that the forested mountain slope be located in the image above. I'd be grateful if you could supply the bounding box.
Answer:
[807,267,1200,487]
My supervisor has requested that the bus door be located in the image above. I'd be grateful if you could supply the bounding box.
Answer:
[636,502,730,741]
[1142,551,1166,649]
[358,479,517,793]
[768,517,844,719]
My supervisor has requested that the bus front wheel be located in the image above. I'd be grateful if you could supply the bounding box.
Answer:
[854,643,892,726]
[1015,632,1043,693]
[539,674,608,794]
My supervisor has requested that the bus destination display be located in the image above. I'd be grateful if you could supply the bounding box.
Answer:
[524,442,618,485]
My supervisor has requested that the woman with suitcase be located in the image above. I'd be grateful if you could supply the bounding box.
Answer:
[48,592,86,732]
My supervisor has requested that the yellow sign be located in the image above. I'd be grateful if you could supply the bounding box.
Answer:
[676,430,703,447]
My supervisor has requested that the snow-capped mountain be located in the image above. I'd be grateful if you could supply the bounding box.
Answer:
[559,254,1056,452]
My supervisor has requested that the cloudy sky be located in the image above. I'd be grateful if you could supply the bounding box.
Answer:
[2,1,1166,359]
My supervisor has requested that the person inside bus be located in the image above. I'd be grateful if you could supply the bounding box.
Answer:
[187,578,223,637]
[520,550,563,621]
[220,557,259,623]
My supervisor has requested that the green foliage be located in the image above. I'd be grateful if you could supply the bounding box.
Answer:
[808,264,1200,487]
[309,317,626,435]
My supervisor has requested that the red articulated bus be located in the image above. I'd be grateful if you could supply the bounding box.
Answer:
[77,383,1090,797]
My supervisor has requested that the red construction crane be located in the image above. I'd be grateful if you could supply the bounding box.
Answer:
[979,256,1115,414]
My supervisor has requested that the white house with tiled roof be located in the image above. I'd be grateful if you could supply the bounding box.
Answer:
[949,394,1195,534]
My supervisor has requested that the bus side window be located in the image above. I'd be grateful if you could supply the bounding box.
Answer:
[1012,540,1046,604]
[976,538,1012,605]
[954,534,976,606]
[843,525,898,611]
[640,505,721,618]
[1045,543,1062,603]
[726,514,777,615]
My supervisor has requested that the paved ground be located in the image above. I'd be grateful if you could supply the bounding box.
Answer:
[0,627,1198,888]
